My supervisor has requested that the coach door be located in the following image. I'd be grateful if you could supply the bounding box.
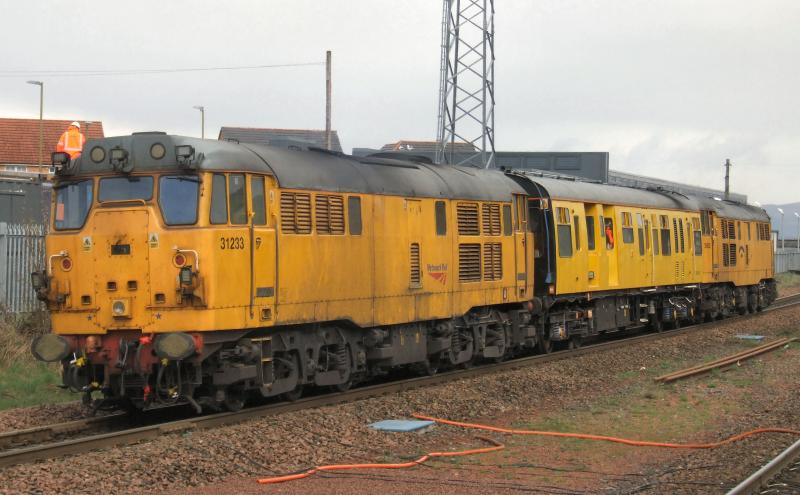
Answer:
[512,194,530,298]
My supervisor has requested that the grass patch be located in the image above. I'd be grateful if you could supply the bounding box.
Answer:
[0,309,72,411]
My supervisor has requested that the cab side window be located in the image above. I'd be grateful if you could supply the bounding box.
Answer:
[228,174,247,224]
[251,176,266,225]
[555,207,573,257]
[585,216,596,250]
[210,174,228,225]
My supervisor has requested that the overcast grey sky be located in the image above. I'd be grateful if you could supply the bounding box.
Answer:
[1,0,798,204]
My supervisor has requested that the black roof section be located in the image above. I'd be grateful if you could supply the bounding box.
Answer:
[66,134,525,202]
[218,126,344,153]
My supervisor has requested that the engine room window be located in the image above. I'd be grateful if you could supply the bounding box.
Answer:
[228,174,247,225]
[250,176,266,225]
[158,175,199,226]
[348,196,362,235]
[210,174,228,225]
[502,204,512,236]
[694,231,702,256]
[573,215,581,250]
[637,227,645,255]
[661,226,672,255]
[98,176,153,202]
[652,229,660,255]
[435,201,447,236]
[585,216,596,250]
[54,179,93,230]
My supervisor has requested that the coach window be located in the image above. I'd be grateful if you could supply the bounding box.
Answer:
[652,228,660,255]
[250,176,267,225]
[604,218,614,249]
[621,212,634,244]
[435,201,447,236]
[210,174,228,225]
[573,215,581,250]
[660,215,671,255]
[556,207,573,257]
[348,196,362,235]
[228,174,247,224]
[502,204,512,236]
[585,216,596,250]
[636,213,645,255]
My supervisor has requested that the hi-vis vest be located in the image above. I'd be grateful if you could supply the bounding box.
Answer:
[57,129,86,158]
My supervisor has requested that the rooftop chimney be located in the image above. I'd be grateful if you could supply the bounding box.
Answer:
[724,159,731,200]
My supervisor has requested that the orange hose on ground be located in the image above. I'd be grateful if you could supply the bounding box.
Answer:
[256,435,505,484]
[413,414,800,449]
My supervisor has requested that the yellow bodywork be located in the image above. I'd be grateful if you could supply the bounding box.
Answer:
[46,172,534,335]
[549,199,773,296]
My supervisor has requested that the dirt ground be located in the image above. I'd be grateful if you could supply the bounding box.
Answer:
[171,309,800,495]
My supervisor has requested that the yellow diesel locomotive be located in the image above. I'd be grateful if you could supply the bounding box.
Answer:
[30,133,777,411]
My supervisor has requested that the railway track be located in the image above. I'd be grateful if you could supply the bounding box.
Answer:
[2,293,798,470]
[727,439,800,494]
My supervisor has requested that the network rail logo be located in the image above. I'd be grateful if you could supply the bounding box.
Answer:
[427,263,448,285]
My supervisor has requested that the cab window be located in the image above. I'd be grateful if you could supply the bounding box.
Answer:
[210,174,228,224]
[54,180,93,230]
[159,175,199,225]
[98,176,153,202]
[604,218,615,249]
[251,176,266,226]
[556,207,573,257]
[585,216,596,250]
[228,174,247,224]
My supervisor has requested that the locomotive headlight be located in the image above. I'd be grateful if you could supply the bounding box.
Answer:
[154,333,196,361]
[31,334,71,362]
[111,299,130,318]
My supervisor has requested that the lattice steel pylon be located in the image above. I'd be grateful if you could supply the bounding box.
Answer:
[435,0,495,168]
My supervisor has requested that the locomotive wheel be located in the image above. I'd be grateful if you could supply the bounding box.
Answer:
[282,385,303,402]
[224,386,246,412]
[568,336,582,350]
[414,359,439,376]
[650,316,663,333]
[537,335,553,354]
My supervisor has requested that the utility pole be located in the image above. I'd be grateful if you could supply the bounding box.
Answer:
[723,159,731,200]
[795,212,799,252]
[325,50,332,150]
[193,105,205,139]
[27,80,44,170]
[777,208,785,250]
[436,0,496,168]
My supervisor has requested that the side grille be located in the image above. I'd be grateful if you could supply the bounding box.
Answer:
[483,242,502,281]
[315,194,345,235]
[722,243,730,267]
[280,192,312,234]
[457,203,480,236]
[729,243,737,266]
[459,243,481,282]
[409,243,421,287]
[481,204,501,236]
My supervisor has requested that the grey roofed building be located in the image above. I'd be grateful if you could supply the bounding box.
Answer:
[218,126,343,153]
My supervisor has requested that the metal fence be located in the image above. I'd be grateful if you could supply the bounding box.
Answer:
[0,222,46,313]
[775,250,800,274]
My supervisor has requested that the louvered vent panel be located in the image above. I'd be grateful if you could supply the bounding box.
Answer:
[721,220,728,239]
[483,243,502,281]
[457,203,480,236]
[729,243,737,266]
[722,243,729,267]
[280,192,312,234]
[315,195,345,235]
[481,204,502,236]
[410,243,421,287]
[459,243,481,282]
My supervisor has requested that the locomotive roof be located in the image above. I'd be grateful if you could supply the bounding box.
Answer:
[66,133,525,202]
[513,172,769,222]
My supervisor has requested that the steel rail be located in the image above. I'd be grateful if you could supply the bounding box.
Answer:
[726,438,800,495]
[0,413,127,451]
[1,294,799,470]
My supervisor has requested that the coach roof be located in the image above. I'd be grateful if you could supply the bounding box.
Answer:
[67,134,524,202]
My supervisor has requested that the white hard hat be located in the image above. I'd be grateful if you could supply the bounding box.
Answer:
[70,121,80,129]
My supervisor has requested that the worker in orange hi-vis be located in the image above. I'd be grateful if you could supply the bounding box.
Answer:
[56,121,86,159]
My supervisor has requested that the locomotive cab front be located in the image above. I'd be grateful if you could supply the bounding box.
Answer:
[32,134,278,411]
